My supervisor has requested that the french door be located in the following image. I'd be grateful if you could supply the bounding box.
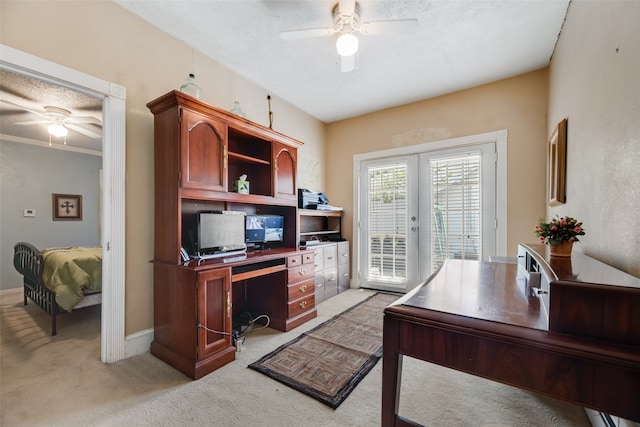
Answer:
[358,156,420,292]
[358,143,496,293]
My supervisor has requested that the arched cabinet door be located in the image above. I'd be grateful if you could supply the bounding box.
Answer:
[180,108,227,192]
[273,142,296,199]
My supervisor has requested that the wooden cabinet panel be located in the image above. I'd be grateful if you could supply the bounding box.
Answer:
[197,268,232,360]
[273,142,296,199]
[150,263,235,380]
[180,108,227,192]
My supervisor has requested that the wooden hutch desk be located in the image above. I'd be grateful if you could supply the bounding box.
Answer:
[148,91,318,379]
[382,244,640,426]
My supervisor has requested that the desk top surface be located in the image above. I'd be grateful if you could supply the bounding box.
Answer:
[523,244,640,288]
[395,259,548,330]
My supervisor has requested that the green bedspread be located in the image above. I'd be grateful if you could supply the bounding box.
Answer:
[41,247,102,312]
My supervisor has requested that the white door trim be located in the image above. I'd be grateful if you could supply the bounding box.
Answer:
[352,129,507,288]
[1,44,127,363]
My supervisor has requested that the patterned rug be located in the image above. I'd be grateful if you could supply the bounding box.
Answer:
[248,292,398,409]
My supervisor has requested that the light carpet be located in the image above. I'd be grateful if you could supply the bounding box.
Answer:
[0,287,591,426]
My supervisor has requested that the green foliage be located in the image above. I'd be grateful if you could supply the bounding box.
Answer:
[534,216,585,246]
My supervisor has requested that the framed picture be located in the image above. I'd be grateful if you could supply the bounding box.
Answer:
[548,118,567,206]
[52,194,82,221]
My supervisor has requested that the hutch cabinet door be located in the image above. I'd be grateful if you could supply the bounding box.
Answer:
[181,108,227,192]
[196,268,232,359]
[273,142,297,199]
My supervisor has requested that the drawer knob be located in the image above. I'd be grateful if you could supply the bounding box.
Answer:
[300,301,307,309]
[299,269,306,275]
[300,285,307,292]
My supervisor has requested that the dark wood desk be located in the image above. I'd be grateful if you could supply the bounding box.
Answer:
[152,248,317,379]
[382,258,640,426]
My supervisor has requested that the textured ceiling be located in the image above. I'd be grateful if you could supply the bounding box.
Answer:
[0,69,103,154]
[1,1,570,153]
[116,0,571,123]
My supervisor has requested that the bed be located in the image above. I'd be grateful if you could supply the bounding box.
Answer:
[13,242,102,336]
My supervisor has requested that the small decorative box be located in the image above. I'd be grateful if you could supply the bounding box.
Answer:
[235,180,250,194]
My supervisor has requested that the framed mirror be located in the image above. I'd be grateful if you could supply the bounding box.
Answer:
[548,118,567,206]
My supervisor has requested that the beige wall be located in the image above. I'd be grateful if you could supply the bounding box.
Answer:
[326,69,550,257]
[3,0,638,339]
[548,1,639,277]
[1,1,326,334]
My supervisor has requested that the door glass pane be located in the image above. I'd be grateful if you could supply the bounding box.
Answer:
[430,154,481,272]
[367,162,408,283]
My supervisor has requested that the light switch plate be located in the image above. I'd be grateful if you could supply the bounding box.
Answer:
[24,208,36,217]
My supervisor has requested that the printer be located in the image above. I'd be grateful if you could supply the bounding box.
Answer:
[298,188,329,209]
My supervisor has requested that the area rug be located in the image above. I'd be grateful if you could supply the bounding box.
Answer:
[248,292,398,409]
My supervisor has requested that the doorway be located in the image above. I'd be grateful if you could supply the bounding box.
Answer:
[354,131,507,293]
[0,45,127,363]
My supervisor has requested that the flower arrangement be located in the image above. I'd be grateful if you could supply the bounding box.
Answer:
[534,216,585,246]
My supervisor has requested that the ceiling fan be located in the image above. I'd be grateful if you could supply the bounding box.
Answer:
[279,0,419,72]
[3,100,102,139]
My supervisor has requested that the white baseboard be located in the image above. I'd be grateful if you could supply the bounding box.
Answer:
[124,328,154,358]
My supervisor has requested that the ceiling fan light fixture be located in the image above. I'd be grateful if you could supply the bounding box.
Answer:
[48,122,68,137]
[336,33,359,57]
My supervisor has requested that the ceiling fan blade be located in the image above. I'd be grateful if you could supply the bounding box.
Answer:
[15,120,51,126]
[67,123,102,139]
[279,27,336,41]
[359,19,419,36]
[0,99,49,119]
[67,116,102,126]
[339,0,356,16]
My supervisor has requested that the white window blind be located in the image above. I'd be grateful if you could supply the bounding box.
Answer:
[430,154,481,272]
[367,162,408,282]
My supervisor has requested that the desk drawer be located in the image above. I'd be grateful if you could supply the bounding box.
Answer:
[287,254,303,268]
[313,247,324,271]
[324,268,338,298]
[323,245,337,268]
[302,251,315,265]
[288,264,313,283]
[288,294,315,318]
[287,278,315,301]
[338,262,350,292]
[338,241,349,266]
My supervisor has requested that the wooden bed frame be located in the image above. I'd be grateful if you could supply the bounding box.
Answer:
[12,242,101,336]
